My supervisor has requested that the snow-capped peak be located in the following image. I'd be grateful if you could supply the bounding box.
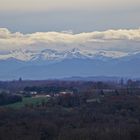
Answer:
[0,48,131,62]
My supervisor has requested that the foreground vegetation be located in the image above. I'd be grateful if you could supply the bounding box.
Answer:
[0,80,140,140]
[1,95,140,140]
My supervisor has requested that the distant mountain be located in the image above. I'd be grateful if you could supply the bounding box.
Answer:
[62,76,123,82]
[0,48,129,61]
[0,48,140,80]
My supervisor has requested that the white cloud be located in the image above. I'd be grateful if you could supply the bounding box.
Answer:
[0,28,140,54]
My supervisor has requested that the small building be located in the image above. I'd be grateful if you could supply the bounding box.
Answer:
[30,91,37,95]
[33,94,51,98]
[59,91,74,96]
[86,98,101,103]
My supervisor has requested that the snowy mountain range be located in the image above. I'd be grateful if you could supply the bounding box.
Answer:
[0,48,140,80]
[0,48,131,62]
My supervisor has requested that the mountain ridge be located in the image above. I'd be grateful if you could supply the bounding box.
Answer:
[0,48,140,80]
[0,48,130,62]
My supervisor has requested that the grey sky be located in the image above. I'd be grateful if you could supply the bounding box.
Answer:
[0,0,140,33]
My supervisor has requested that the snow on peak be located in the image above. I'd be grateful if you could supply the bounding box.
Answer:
[0,48,130,61]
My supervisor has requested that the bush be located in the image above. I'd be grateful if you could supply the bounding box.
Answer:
[0,93,22,105]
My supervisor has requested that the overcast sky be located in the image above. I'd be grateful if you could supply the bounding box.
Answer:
[0,0,140,33]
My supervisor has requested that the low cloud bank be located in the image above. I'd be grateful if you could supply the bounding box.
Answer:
[0,28,140,53]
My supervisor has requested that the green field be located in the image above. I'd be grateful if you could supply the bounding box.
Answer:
[4,97,49,109]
